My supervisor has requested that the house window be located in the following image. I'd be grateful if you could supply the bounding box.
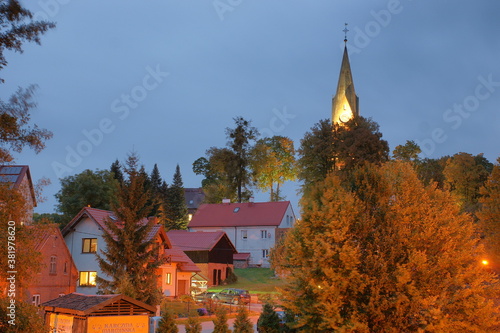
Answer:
[241,230,248,240]
[166,273,172,285]
[79,271,97,287]
[262,249,269,258]
[63,261,68,275]
[261,230,268,239]
[49,256,57,275]
[82,238,97,253]
[32,294,41,306]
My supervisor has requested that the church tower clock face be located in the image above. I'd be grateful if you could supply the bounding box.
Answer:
[339,111,351,123]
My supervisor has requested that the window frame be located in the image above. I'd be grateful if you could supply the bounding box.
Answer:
[79,271,97,287]
[49,255,57,275]
[32,294,41,306]
[241,230,248,240]
[262,249,269,258]
[82,238,98,253]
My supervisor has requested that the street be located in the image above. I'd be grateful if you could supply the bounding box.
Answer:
[177,315,260,333]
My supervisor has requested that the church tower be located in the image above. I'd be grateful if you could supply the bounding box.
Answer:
[332,25,359,124]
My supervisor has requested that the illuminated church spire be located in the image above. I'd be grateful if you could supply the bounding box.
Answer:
[332,23,359,124]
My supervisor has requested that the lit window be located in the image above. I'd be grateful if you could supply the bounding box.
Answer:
[49,256,57,275]
[241,230,247,240]
[166,273,172,285]
[82,238,97,253]
[32,294,41,306]
[188,214,193,221]
[262,249,269,258]
[79,271,97,287]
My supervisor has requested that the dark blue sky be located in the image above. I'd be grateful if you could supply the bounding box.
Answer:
[3,1,500,214]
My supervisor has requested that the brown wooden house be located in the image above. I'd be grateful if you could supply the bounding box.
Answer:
[167,230,237,286]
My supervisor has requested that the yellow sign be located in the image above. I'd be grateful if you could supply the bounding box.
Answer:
[87,315,149,333]
[49,313,74,332]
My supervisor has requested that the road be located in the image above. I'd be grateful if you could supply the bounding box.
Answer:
[177,315,260,333]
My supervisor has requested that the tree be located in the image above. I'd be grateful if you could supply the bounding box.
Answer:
[392,140,421,164]
[0,297,47,333]
[55,169,119,222]
[256,303,280,333]
[184,315,202,333]
[416,156,448,188]
[157,309,178,333]
[164,164,188,230]
[0,1,55,162]
[274,161,500,331]
[443,152,491,213]
[212,306,230,333]
[250,136,297,201]
[233,306,253,333]
[297,119,335,188]
[95,153,163,306]
[110,159,124,184]
[477,157,500,272]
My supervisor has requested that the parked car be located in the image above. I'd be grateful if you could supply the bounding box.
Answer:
[212,288,251,305]
[193,291,216,303]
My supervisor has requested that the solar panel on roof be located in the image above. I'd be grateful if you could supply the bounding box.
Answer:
[0,166,23,174]
[0,175,19,183]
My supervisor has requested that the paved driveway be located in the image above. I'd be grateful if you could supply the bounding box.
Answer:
[177,315,259,333]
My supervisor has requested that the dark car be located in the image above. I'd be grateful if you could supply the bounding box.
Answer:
[213,288,251,305]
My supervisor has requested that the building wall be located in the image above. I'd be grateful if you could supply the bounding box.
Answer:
[28,228,77,305]
[63,217,106,295]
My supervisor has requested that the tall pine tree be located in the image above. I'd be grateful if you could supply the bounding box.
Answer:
[164,164,188,230]
[96,153,163,306]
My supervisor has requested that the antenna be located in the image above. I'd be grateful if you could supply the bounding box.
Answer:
[343,23,349,44]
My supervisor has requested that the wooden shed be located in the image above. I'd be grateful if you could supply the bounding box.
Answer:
[43,293,156,333]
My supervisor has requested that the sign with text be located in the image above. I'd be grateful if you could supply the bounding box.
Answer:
[49,313,74,332]
[87,315,149,333]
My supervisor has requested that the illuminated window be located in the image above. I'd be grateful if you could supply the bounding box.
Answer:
[166,273,172,285]
[241,230,247,240]
[188,214,193,221]
[79,271,97,287]
[49,256,57,275]
[82,238,97,253]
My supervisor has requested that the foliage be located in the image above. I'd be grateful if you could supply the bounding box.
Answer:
[0,297,47,333]
[0,0,55,162]
[0,183,43,295]
[443,152,491,213]
[33,212,64,226]
[164,164,188,230]
[257,303,280,333]
[193,117,257,203]
[392,139,421,163]
[415,156,448,188]
[478,157,500,272]
[233,306,253,333]
[250,136,296,201]
[184,315,202,333]
[110,159,124,184]
[96,153,163,306]
[55,169,119,221]
[275,161,500,331]
[212,306,230,333]
[157,309,179,333]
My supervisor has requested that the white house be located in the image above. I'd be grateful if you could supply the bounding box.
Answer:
[62,207,200,297]
[187,201,296,268]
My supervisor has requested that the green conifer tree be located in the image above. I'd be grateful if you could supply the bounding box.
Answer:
[96,152,163,306]
[233,306,253,333]
[164,164,188,230]
[184,315,202,333]
[256,303,280,333]
[212,306,230,333]
[274,161,500,331]
[157,309,178,333]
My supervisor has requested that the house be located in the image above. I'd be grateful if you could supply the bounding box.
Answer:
[187,201,296,268]
[43,293,156,333]
[184,188,205,221]
[0,165,37,224]
[61,207,200,297]
[27,224,78,306]
[167,230,237,286]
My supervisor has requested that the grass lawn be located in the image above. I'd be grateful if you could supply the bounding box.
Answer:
[209,268,285,294]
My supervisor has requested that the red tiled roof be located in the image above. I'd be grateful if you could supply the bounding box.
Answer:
[167,230,236,253]
[233,253,251,260]
[188,201,291,228]
[164,248,200,272]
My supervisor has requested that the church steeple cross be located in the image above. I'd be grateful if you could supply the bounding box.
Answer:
[343,23,349,44]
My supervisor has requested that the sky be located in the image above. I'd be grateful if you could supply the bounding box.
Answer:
[3,0,500,215]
